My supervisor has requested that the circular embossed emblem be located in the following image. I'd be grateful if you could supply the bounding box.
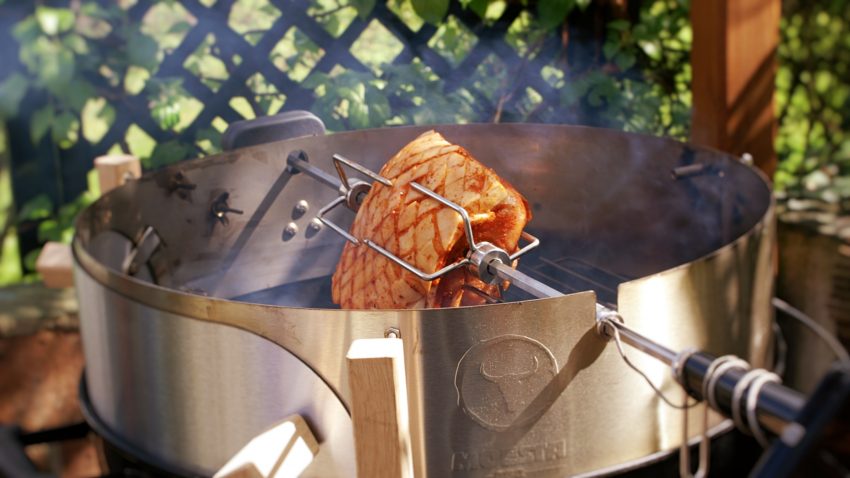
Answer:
[454,335,559,431]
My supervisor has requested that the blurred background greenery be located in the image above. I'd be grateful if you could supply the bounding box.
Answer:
[0,0,846,285]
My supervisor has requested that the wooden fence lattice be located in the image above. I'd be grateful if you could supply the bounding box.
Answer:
[1,0,651,259]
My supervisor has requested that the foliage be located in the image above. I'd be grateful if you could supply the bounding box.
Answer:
[0,0,691,280]
[0,0,692,154]
[0,123,23,285]
[303,0,692,135]
[774,0,850,208]
[14,170,99,278]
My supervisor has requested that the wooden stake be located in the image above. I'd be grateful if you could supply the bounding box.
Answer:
[94,154,141,194]
[214,414,320,478]
[347,338,413,478]
[35,241,73,288]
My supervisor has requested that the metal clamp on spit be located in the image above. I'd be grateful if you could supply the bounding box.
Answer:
[288,150,841,478]
[286,152,543,290]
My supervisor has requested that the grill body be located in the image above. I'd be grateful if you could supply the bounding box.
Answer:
[73,124,775,477]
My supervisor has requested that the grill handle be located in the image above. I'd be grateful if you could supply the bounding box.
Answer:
[221,110,326,151]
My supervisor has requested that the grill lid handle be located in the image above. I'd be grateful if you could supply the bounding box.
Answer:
[221,110,326,151]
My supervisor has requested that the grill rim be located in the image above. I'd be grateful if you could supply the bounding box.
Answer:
[72,122,774,321]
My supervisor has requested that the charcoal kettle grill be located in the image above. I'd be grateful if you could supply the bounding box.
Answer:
[72,112,783,477]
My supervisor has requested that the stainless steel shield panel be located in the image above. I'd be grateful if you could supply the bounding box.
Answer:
[73,124,774,476]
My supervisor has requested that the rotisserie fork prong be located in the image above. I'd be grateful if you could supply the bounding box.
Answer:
[287,135,546,308]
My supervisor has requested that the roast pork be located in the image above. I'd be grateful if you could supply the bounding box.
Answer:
[331,130,531,309]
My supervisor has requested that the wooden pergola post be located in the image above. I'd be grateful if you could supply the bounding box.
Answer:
[691,0,782,176]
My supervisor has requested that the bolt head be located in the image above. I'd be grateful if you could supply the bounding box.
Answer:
[282,222,299,241]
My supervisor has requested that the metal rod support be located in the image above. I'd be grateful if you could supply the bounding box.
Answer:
[287,154,343,191]
[488,260,562,299]
[600,316,679,366]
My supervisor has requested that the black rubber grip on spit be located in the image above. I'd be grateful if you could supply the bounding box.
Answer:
[679,352,806,434]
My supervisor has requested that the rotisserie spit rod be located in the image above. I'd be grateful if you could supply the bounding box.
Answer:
[287,152,344,191]
[287,151,804,439]
[489,259,802,438]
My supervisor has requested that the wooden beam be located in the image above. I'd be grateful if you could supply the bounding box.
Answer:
[214,415,319,478]
[347,338,413,478]
[35,241,73,289]
[93,154,141,194]
[691,0,781,176]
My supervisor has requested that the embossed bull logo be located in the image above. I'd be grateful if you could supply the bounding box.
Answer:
[480,355,540,412]
[455,335,559,431]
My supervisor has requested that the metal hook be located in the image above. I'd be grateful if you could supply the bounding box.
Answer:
[295,152,541,286]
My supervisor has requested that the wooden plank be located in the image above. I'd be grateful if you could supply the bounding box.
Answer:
[214,414,320,478]
[93,154,141,194]
[691,0,781,175]
[346,338,413,478]
[35,241,74,289]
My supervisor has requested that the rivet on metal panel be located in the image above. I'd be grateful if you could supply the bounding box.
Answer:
[308,218,322,231]
[741,153,754,167]
[293,200,309,219]
[384,327,400,339]
[305,218,323,239]
[283,223,299,241]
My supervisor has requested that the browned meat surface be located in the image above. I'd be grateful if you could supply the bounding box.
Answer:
[332,130,531,309]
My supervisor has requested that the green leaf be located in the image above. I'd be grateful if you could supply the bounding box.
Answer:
[13,17,41,45]
[351,0,376,19]
[152,102,181,130]
[536,0,575,30]
[365,88,391,126]
[411,0,449,25]
[0,73,29,118]
[35,7,75,36]
[639,40,662,61]
[127,30,159,70]
[23,249,41,273]
[348,99,370,129]
[38,219,61,242]
[575,0,591,10]
[18,194,54,222]
[603,40,619,59]
[61,79,96,112]
[30,105,54,144]
[51,111,79,147]
[62,34,88,54]
[168,21,192,35]
[466,0,489,18]
[608,19,630,32]
[195,127,221,153]
[30,38,75,92]
[614,51,636,70]
[149,140,192,169]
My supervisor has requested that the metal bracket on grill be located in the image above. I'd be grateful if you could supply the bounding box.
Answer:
[287,151,540,286]
[122,225,163,276]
